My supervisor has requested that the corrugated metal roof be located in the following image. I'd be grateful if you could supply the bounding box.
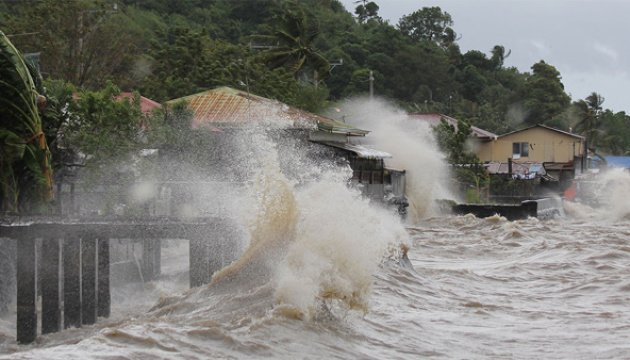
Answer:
[317,117,369,136]
[118,92,162,115]
[315,141,392,159]
[408,113,498,140]
[167,87,367,134]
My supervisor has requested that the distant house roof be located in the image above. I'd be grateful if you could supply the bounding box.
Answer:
[117,92,162,115]
[604,156,630,168]
[499,124,585,140]
[407,113,497,140]
[166,86,368,135]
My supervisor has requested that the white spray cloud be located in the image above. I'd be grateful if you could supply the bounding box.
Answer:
[329,97,454,222]
[564,168,630,221]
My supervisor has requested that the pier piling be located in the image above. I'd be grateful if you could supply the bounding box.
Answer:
[16,237,37,344]
[3,217,221,343]
[41,238,61,334]
[63,237,82,329]
[81,236,97,325]
[97,238,110,318]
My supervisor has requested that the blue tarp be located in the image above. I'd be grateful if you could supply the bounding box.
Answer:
[605,156,630,168]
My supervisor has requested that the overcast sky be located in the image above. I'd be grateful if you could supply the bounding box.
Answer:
[339,0,630,112]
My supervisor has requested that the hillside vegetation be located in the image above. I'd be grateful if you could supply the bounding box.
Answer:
[1,0,629,155]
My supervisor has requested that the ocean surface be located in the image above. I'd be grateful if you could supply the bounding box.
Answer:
[1,209,629,359]
[1,105,629,359]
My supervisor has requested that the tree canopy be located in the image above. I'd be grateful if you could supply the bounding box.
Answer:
[0,0,627,156]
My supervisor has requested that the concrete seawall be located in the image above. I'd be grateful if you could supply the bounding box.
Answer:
[452,197,563,220]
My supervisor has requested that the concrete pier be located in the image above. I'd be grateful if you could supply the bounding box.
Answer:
[2,216,225,344]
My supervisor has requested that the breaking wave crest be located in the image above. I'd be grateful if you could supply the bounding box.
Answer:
[155,124,410,319]
[274,170,409,319]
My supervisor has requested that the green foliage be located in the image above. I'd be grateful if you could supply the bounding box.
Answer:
[573,92,604,148]
[0,31,53,213]
[523,60,571,126]
[256,3,330,82]
[398,7,455,47]
[599,110,630,155]
[138,27,303,105]
[433,118,479,164]
[159,100,195,153]
[2,0,628,155]
[39,79,77,170]
[461,169,490,203]
[434,118,490,202]
[354,1,380,23]
[62,82,144,168]
[292,84,330,113]
[2,0,145,89]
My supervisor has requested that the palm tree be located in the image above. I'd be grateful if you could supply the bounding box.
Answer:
[257,6,330,85]
[0,30,53,213]
[574,92,604,148]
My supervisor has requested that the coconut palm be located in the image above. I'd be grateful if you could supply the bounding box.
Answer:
[0,30,53,213]
[574,92,604,148]
[257,6,330,84]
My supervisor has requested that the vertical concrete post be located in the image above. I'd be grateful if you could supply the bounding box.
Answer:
[41,238,61,335]
[153,239,161,279]
[142,239,154,281]
[16,237,37,344]
[208,220,228,277]
[208,241,223,279]
[97,238,110,318]
[189,234,209,287]
[63,237,82,328]
[81,236,97,325]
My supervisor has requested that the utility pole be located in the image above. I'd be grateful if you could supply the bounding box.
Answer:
[76,2,118,85]
[315,59,343,89]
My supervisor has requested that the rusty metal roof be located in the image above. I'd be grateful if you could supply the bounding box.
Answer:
[118,92,162,115]
[408,113,497,140]
[167,87,367,134]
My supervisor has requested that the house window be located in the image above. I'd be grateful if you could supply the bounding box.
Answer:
[512,142,529,159]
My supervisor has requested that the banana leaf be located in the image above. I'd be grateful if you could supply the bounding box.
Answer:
[0,30,53,213]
